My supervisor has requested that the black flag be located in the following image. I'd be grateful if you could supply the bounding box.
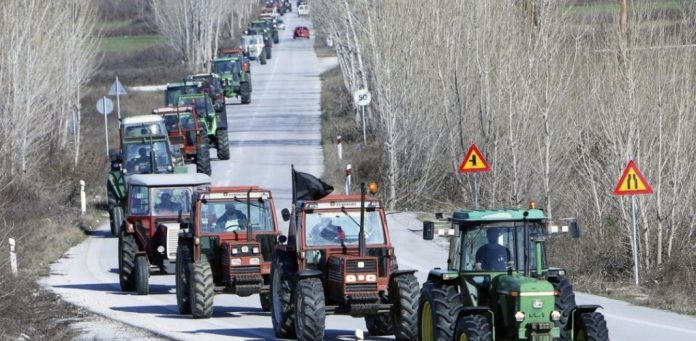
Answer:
[292,168,334,202]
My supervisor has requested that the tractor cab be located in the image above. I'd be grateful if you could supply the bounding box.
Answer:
[165,81,201,107]
[177,94,216,132]
[116,115,177,175]
[219,48,251,73]
[184,73,224,112]
[212,57,251,104]
[241,34,267,64]
[152,106,201,158]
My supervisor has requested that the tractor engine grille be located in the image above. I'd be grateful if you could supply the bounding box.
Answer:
[346,283,378,293]
[164,223,180,260]
[231,266,261,274]
[347,259,377,273]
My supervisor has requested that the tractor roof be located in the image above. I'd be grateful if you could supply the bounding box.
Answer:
[196,186,274,200]
[167,81,200,88]
[451,209,546,222]
[122,115,164,125]
[127,173,211,187]
[188,73,219,79]
[301,195,381,210]
[152,106,193,115]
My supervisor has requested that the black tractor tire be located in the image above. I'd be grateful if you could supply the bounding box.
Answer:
[190,262,214,319]
[196,140,211,176]
[454,315,493,341]
[175,244,192,314]
[260,50,267,65]
[366,313,393,336]
[240,82,251,104]
[215,129,230,160]
[260,292,271,312]
[390,274,420,340]
[110,206,123,237]
[270,254,296,338]
[118,233,137,291]
[553,277,577,339]
[575,312,610,341]
[418,281,462,341]
[273,31,279,44]
[135,255,149,295]
[266,45,272,60]
[294,277,325,341]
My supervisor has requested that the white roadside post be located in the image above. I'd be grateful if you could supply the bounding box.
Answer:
[9,238,18,277]
[354,329,364,341]
[96,97,114,157]
[345,164,352,195]
[353,88,371,145]
[337,135,342,160]
[80,180,87,215]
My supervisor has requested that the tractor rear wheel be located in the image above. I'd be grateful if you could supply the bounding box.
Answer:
[216,129,230,160]
[294,277,325,341]
[196,139,211,176]
[418,281,462,341]
[454,315,492,341]
[118,233,137,291]
[190,262,214,318]
[575,312,609,341]
[135,255,149,295]
[266,46,272,59]
[240,82,251,104]
[259,292,271,312]
[390,274,419,340]
[175,244,192,314]
[110,206,123,237]
[553,277,577,339]
[271,254,296,338]
[273,32,279,44]
[260,50,267,65]
[366,313,393,336]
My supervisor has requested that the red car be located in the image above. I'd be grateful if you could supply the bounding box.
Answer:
[293,26,310,39]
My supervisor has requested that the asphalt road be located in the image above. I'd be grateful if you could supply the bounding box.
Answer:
[42,10,696,341]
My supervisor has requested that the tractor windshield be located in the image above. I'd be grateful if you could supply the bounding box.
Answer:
[213,61,234,75]
[162,112,195,132]
[458,222,546,272]
[304,210,385,247]
[152,187,192,216]
[178,97,213,115]
[123,141,171,174]
[198,198,274,234]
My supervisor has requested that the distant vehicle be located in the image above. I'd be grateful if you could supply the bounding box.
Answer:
[276,19,285,30]
[183,73,224,112]
[297,4,309,16]
[293,26,310,39]
[241,34,268,65]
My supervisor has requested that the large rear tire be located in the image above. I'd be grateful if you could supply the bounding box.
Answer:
[575,312,609,341]
[215,129,230,160]
[135,255,149,295]
[366,313,393,336]
[110,206,123,237]
[175,244,192,314]
[294,277,325,341]
[118,233,137,291]
[260,49,267,65]
[454,315,492,341]
[418,281,462,341]
[270,254,296,338]
[553,277,577,340]
[240,82,251,104]
[391,274,420,340]
[196,139,211,176]
[266,45,272,60]
[273,31,279,44]
[190,262,214,319]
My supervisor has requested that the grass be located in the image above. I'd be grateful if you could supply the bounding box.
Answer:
[568,0,682,16]
[97,35,163,54]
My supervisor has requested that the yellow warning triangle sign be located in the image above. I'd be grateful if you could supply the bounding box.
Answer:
[613,160,653,195]
[458,144,491,173]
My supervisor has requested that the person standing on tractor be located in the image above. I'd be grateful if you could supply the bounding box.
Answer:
[475,227,511,270]
[215,203,248,231]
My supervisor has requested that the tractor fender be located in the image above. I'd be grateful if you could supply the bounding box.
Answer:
[572,304,602,316]
[295,269,322,281]
[390,269,417,280]
[457,306,491,317]
[216,109,228,130]
[426,268,459,284]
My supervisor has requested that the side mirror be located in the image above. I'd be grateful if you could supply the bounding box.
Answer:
[281,208,291,222]
[435,212,443,220]
[180,218,191,230]
[277,234,288,244]
[423,221,434,240]
[569,221,580,239]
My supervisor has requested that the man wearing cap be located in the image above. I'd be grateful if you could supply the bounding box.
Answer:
[215,203,248,232]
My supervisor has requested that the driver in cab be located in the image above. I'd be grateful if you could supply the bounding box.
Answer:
[215,203,248,232]
[475,228,511,271]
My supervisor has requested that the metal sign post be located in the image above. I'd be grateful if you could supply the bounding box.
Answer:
[96,97,114,157]
[353,89,371,145]
[109,76,128,121]
[630,195,639,286]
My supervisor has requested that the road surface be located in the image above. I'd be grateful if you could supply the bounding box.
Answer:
[43,11,696,341]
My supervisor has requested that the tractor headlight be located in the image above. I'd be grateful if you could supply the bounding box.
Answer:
[252,247,259,254]
[249,257,260,265]
[231,258,242,266]
[345,274,357,283]
[241,246,249,253]
[515,311,525,322]
[366,274,377,282]
[551,310,561,321]
[231,248,239,255]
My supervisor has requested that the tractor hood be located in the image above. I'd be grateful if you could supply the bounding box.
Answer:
[495,274,560,339]
[496,273,555,295]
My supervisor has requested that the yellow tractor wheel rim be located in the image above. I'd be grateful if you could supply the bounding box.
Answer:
[460,332,469,341]
[421,301,433,341]
[577,329,587,341]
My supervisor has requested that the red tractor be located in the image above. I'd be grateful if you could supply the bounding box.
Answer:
[270,168,419,340]
[118,173,211,295]
[175,186,281,318]
[152,106,211,175]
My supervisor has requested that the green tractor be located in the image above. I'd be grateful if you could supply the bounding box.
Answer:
[250,19,279,44]
[212,57,251,105]
[107,115,187,237]
[164,81,201,107]
[177,93,230,166]
[419,208,609,341]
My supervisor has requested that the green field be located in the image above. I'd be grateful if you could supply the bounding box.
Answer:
[97,35,163,54]
[569,0,682,16]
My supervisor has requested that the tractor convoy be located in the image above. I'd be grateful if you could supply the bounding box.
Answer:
[103,2,609,340]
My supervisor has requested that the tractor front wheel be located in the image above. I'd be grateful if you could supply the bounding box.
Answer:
[273,32,280,44]
[418,281,462,341]
[118,233,137,291]
[260,49,267,65]
[175,244,192,314]
[266,46,272,60]
[454,315,492,341]
[190,262,214,319]
[294,277,325,341]
[135,255,149,295]
[196,139,211,176]
[240,82,251,104]
[553,277,577,339]
[390,274,419,340]
[575,312,609,341]
[366,313,393,336]
[216,129,230,160]
[270,254,296,338]
[110,206,123,237]
[259,292,271,312]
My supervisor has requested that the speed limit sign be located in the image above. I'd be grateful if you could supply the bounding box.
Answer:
[353,88,371,107]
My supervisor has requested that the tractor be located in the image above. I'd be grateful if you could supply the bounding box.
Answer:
[175,186,281,318]
[241,34,267,65]
[419,207,609,341]
[184,73,225,112]
[152,106,214,176]
[164,80,201,107]
[270,170,420,341]
[118,173,211,295]
[212,57,252,105]
[107,115,185,237]
[247,27,273,60]
[251,19,280,44]
[176,93,230,169]
[219,48,252,74]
